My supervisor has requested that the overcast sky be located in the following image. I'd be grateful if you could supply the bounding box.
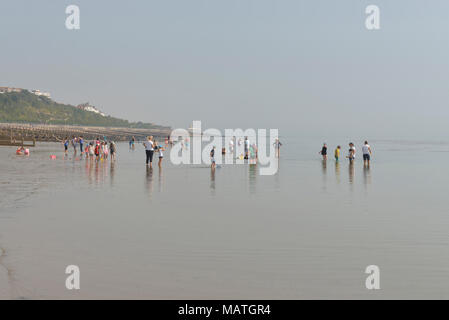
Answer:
[1,0,448,139]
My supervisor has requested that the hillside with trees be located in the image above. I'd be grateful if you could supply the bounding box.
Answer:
[0,90,168,130]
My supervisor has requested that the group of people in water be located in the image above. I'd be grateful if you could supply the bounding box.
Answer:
[62,136,117,161]
[209,136,283,169]
[319,141,373,166]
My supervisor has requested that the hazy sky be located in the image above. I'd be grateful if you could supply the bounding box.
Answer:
[1,0,448,138]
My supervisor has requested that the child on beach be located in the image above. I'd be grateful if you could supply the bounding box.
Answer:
[334,146,341,162]
[88,143,95,158]
[156,143,165,167]
[110,141,116,161]
[102,142,109,159]
[63,138,69,154]
[347,143,356,162]
[94,142,101,161]
[71,136,77,154]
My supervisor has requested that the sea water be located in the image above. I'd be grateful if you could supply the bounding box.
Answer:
[0,138,449,299]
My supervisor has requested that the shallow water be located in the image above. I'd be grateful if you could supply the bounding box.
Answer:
[1,138,449,299]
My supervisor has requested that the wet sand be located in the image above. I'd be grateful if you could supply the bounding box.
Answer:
[1,139,449,299]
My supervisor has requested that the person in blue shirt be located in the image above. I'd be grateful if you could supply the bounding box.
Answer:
[79,136,84,154]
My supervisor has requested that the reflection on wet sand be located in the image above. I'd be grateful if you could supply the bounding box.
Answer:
[146,166,154,198]
[335,161,341,184]
[320,160,327,190]
[249,164,257,194]
[363,165,371,188]
[158,167,163,192]
[110,162,115,187]
[348,162,355,188]
[210,167,216,195]
[83,159,111,186]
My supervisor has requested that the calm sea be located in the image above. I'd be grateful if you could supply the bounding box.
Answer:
[1,137,449,299]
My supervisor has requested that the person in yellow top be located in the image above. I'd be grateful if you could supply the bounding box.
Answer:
[334,146,341,162]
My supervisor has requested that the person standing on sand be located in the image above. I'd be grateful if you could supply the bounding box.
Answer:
[334,145,341,162]
[71,136,78,154]
[273,138,282,158]
[362,141,372,166]
[143,136,154,168]
[210,146,216,169]
[347,142,356,163]
[79,136,84,154]
[88,142,95,159]
[319,143,328,161]
[94,141,101,161]
[63,138,69,155]
[129,136,136,150]
[110,141,116,162]
[244,136,250,159]
[156,142,165,167]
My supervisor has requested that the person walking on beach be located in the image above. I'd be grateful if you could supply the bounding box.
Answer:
[347,142,356,163]
[273,138,282,158]
[143,136,154,168]
[334,145,341,162]
[362,141,372,167]
[319,143,328,161]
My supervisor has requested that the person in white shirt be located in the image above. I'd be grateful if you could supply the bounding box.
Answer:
[362,141,372,166]
[143,136,154,168]
[244,137,250,159]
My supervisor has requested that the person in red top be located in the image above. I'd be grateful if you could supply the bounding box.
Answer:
[94,142,101,161]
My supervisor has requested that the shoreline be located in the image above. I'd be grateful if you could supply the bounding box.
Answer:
[0,122,172,143]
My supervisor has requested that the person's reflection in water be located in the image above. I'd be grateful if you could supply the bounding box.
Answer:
[321,159,327,190]
[95,161,100,185]
[363,165,371,189]
[146,166,154,199]
[210,166,216,195]
[335,161,341,184]
[348,161,355,188]
[85,158,91,185]
[158,166,163,192]
[110,161,115,187]
[321,159,327,173]
[249,163,257,194]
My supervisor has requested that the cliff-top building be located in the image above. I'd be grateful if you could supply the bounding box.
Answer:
[0,87,23,93]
